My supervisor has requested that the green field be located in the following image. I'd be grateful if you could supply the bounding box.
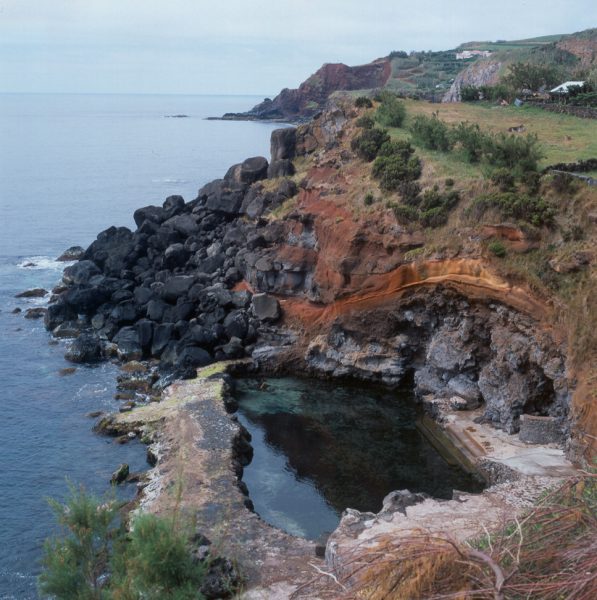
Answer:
[401,100,597,167]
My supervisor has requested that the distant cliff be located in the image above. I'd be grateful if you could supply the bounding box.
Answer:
[221,59,391,122]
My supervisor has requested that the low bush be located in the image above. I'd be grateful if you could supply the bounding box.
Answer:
[351,127,390,161]
[363,192,375,206]
[451,121,489,163]
[391,204,419,223]
[483,132,543,173]
[550,171,579,194]
[488,240,507,257]
[490,168,516,191]
[410,114,453,152]
[460,86,480,102]
[354,96,373,108]
[39,484,221,600]
[444,178,455,188]
[470,191,556,227]
[375,92,406,128]
[398,181,422,205]
[355,114,374,129]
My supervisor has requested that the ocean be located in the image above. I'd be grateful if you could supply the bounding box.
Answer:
[0,93,282,599]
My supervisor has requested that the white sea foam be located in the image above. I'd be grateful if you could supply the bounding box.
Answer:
[16,256,74,271]
[151,177,188,184]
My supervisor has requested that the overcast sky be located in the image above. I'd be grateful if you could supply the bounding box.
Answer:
[0,0,593,95]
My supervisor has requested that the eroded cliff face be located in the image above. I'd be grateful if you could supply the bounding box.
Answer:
[442,60,502,102]
[46,101,585,456]
[223,60,391,121]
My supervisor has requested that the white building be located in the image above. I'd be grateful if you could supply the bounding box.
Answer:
[456,50,492,60]
[550,81,586,94]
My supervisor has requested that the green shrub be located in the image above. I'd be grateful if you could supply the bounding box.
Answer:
[483,132,544,173]
[488,240,507,257]
[470,192,556,227]
[398,181,422,205]
[39,485,214,600]
[460,86,480,102]
[521,170,541,195]
[445,178,455,188]
[355,114,374,129]
[451,121,489,163]
[372,154,422,191]
[550,171,579,194]
[39,484,117,600]
[375,92,406,127]
[503,62,561,92]
[410,114,453,152]
[377,139,416,160]
[113,514,207,598]
[351,127,390,161]
[355,96,373,108]
[364,192,375,206]
[490,168,516,191]
[392,204,419,223]
[420,206,450,228]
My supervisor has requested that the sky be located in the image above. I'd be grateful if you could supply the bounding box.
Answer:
[0,0,594,95]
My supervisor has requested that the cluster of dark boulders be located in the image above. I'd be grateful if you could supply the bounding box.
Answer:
[45,131,300,379]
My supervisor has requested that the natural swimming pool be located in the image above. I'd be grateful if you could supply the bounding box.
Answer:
[235,377,484,540]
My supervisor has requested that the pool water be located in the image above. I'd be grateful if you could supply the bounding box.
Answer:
[235,377,484,540]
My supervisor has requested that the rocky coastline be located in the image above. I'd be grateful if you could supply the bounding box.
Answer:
[28,98,591,597]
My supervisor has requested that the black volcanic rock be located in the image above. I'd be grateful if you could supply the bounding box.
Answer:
[271,128,297,161]
[65,334,102,363]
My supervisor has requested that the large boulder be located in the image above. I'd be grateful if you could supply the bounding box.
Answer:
[65,333,102,363]
[113,327,142,361]
[64,285,111,314]
[270,128,296,161]
[133,205,166,228]
[62,260,101,285]
[161,276,195,303]
[251,293,280,322]
[45,302,78,331]
[267,159,295,179]
[162,214,199,237]
[197,179,247,216]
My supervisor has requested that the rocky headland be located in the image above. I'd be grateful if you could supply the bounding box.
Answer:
[33,95,596,596]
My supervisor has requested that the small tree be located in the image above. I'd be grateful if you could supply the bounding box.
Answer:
[351,127,391,161]
[39,484,118,600]
[375,92,406,128]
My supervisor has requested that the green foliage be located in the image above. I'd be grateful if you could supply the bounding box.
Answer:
[479,84,515,102]
[39,483,117,600]
[391,187,460,228]
[490,168,516,191]
[354,96,373,108]
[521,170,541,194]
[372,140,422,191]
[503,61,561,91]
[351,127,390,161]
[444,178,455,188]
[550,171,579,194]
[363,192,375,206]
[483,132,544,173]
[470,191,556,227]
[488,240,507,257]
[39,485,212,600]
[410,114,454,151]
[391,204,419,223]
[460,86,481,102]
[451,121,490,163]
[355,114,374,129]
[112,514,206,599]
[375,92,406,128]
[398,181,422,204]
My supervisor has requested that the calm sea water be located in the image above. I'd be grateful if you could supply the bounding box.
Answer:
[0,93,281,599]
